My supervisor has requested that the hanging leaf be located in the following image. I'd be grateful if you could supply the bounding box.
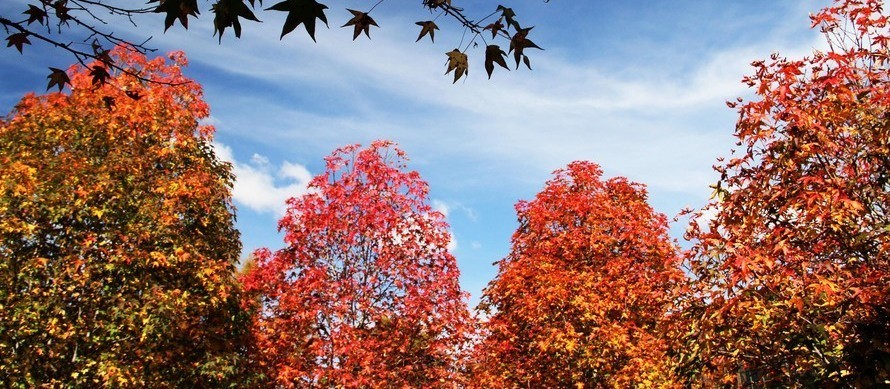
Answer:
[445,49,468,83]
[484,20,505,39]
[485,44,509,79]
[150,0,200,31]
[267,0,329,41]
[341,9,378,40]
[497,5,520,31]
[211,0,260,41]
[6,33,31,53]
[415,20,438,43]
[46,67,70,91]
[23,4,48,25]
[89,65,110,86]
[509,26,542,69]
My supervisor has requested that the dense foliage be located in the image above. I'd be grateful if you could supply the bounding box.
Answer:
[2,0,890,386]
[474,162,684,387]
[676,0,890,385]
[0,48,249,387]
[240,141,473,387]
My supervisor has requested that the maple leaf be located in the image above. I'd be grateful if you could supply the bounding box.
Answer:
[497,5,520,31]
[23,4,48,25]
[445,49,468,83]
[423,0,451,9]
[211,0,260,41]
[102,96,115,110]
[46,67,70,91]
[6,33,31,54]
[509,27,542,69]
[150,0,200,31]
[89,65,110,86]
[267,0,328,41]
[485,45,509,79]
[342,9,378,40]
[415,21,438,43]
[125,90,142,100]
[484,20,505,39]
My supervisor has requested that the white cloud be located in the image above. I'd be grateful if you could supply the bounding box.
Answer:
[212,142,312,216]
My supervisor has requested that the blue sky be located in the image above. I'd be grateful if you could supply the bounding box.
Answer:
[1,0,829,306]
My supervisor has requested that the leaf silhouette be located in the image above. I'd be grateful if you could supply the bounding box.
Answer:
[445,49,468,83]
[484,20,504,39]
[509,27,542,69]
[150,0,200,31]
[342,9,377,40]
[46,67,70,91]
[415,20,438,42]
[497,5,520,31]
[211,0,260,41]
[23,4,48,25]
[267,0,329,41]
[89,65,110,86]
[485,44,509,78]
[6,33,30,53]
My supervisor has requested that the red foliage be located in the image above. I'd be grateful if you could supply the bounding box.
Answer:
[240,141,473,387]
[678,0,890,385]
[474,161,684,387]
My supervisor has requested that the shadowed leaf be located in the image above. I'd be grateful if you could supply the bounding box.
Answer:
[445,49,468,83]
[485,44,509,78]
[211,0,260,41]
[23,4,48,25]
[415,20,438,42]
[342,9,378,40]
[150,0,200,31]
[6,33,31,53]
[46,67,70,91]
[267,0,328,41]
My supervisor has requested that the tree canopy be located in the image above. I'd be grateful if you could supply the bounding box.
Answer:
[676,0,890,385]
[240,141,473,387]
[0,47,249,386]
[474,161,685,387]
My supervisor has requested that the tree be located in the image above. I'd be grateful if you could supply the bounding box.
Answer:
[0,47,250,386]
[1,1,543,85]
[473,161,685,387]
[677,0,890,385]
[240,141,473,387]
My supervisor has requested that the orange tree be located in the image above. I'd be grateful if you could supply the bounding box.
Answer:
[677,0,890,385]
[0,47,249,386]
[240,141,473,387]
[473,161,685,387]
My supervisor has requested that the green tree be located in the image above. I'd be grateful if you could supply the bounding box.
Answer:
[0,47,250,386]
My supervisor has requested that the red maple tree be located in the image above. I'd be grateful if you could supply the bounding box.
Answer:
[240,141,473,387]
[677,0,890,385]
[474,161,684,387]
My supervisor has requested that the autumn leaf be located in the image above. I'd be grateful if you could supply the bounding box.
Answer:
[423,0,451,9]
[509,26,542,69]
[46,67,70,91]
[342,9,378,40]
[415,20,438,43]
[89,65,110,86]
[497,5,520,31]
[150,0,200,31]
[211,0,260,41]
[23,4,48,25]
[484,20,505,39]
[102,96,115,110]
[267,0,328,41]
[485,44,509,78]
[445,49,468,83]
[6,33,31,54]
